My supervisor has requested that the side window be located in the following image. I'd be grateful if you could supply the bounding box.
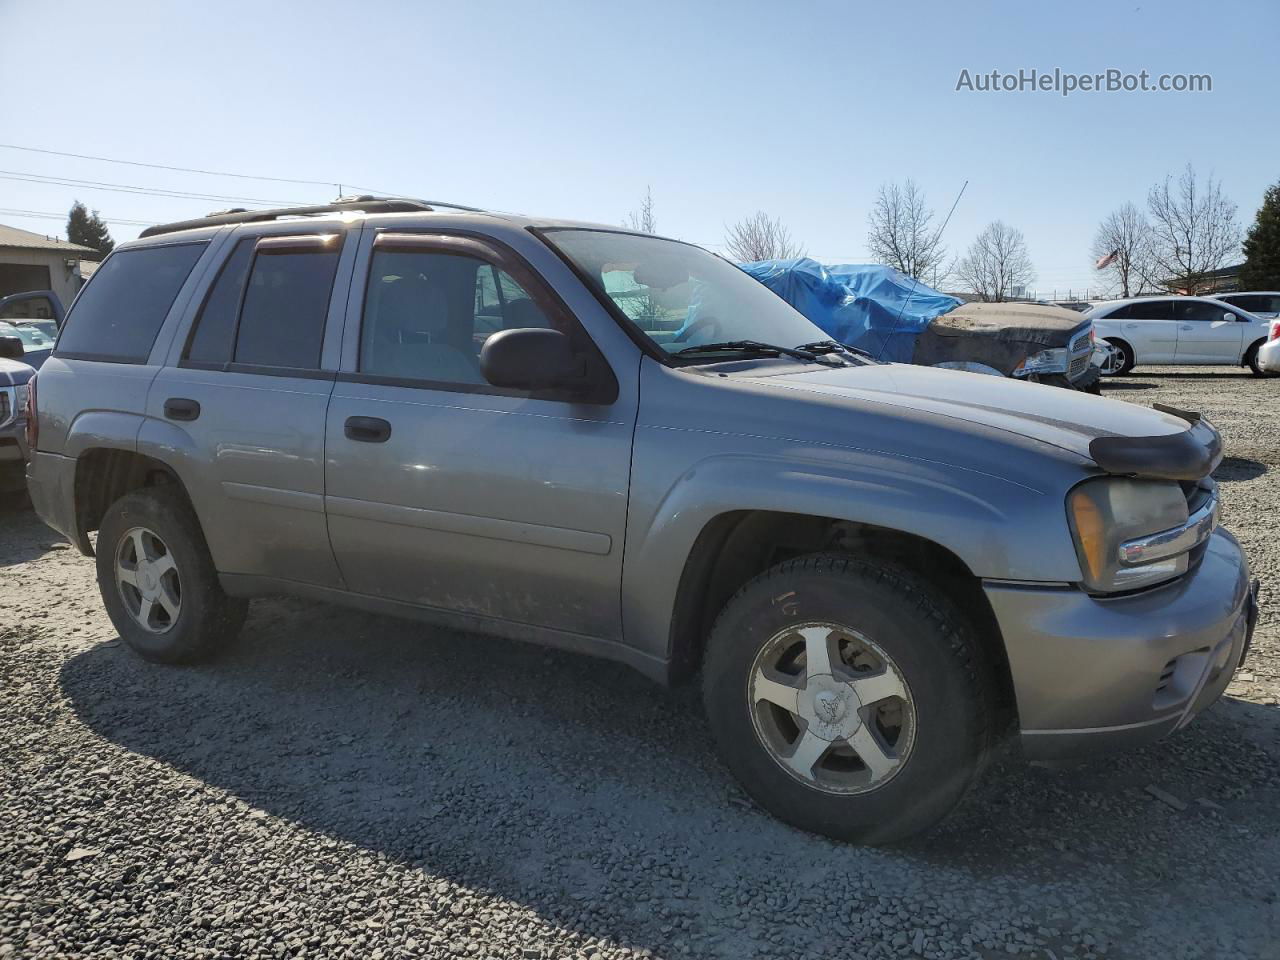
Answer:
[233,243,341,369]
[1102,304,1131,319]
[360,249,555,385]
[55,243,206,362]
[1128,299,1171,320]
[184,239,255,365]
[1175,300,1228,322]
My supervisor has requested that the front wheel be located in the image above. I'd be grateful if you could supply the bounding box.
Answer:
[702,554,993,844]
[1099,339,1134,376]
[1245,341,1271,378]
[95,486,248,663]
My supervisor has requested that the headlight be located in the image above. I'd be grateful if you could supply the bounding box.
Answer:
[14,384,29,415]
[1067,477,1198,592]
[1013,347,1069,376]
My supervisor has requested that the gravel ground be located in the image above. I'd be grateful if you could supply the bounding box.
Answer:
[2,366,1278,960]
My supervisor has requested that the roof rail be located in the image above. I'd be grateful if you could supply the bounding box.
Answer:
[138,195,485,238]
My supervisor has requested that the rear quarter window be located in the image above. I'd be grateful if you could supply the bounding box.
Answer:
[55,242,206,362]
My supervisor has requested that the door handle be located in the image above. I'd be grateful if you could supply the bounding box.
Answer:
[344,416,392,443]
[1180,325,1193,331]
[163,397,200,421]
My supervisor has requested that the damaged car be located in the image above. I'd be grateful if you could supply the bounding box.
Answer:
[738,259,1101,391]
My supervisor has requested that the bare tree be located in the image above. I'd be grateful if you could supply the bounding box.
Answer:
[625,186,657,234]
[955,220,1035,302]
[723,211,804,262]
[1092,202,1156,298]
[1146,164,1240,294]
[866,180,948,283]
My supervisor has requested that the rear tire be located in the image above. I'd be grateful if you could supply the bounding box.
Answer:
[701,554,992,844]
[95,486,247,664]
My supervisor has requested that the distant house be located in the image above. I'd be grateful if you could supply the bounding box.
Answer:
[0,222,98,309]
[1167,262,1244,295]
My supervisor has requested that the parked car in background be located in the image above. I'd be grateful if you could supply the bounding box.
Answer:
[1210,291,1280,319]
[740,260,1101,391]
[0,321,55,370]
[26,197,1258,844]
[0,336,34,493]
[1254,319,1280,374]
[1088,296,1273,376]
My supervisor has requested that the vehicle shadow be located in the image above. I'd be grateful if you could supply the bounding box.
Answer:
[1215,456,1269,482]
[59,600,1280,955]
[1098,381,1159,391]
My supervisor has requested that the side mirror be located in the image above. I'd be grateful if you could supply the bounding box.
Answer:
[1224,312,1238,323]
[480,328,584,392]
[0,336,24,360]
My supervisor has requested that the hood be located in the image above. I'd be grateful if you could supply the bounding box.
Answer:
[753,361,1188,466]
[0,356,34,386]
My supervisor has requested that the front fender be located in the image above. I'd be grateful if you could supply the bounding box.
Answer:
[620,451,1082,664]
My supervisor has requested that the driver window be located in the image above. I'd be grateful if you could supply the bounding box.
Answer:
[1174,300,1228,322]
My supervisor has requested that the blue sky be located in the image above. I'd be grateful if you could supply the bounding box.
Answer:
[2,0,1277,296]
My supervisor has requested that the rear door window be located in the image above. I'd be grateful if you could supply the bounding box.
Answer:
[1128,299,1172,320]
[233,244,341,369]
[184,239,255,365]
[55,243,206,362]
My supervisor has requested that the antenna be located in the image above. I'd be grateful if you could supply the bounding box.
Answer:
[874,179,968,362]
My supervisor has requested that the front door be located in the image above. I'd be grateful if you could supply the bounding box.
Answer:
[1173,299,1245,362]
[324,230,635,640]
[1119,298,1178,362]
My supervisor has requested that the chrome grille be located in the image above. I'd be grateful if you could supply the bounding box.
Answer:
[0,387,12,428]
[1067,326,1094,379]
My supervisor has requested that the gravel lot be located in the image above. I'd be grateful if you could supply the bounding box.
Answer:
[2,366,1278,960]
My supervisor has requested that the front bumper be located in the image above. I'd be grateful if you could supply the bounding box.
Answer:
[0,418,30,491]
[985,528,1257,760]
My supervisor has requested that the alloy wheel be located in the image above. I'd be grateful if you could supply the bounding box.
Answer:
[115,526,182,633]
[748,623,916,795]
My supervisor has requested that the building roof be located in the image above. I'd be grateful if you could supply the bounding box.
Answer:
[0,222,97,256]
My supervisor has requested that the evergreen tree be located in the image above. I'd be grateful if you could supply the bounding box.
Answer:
[66,201,115,258]
[1239,182,1280,290]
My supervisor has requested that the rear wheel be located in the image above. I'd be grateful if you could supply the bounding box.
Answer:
[702,554,992,844]
[1100,338,1134,376]
[95,486,247,663]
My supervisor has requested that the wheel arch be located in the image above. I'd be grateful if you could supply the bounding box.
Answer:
[665,509,1018,732]
[74,447,196,554]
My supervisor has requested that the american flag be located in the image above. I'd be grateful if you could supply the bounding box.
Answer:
[1095,249,1119,270]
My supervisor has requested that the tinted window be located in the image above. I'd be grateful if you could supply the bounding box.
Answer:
[1175,300,1230,322]
[234,248,340,369]
[185,239,255,365]
[1128,299,1171,320]
[1225,294,1280,315]
[56,243,205,362]
[360,250,553,385]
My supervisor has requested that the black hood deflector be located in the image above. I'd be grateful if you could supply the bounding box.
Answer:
[1088,414,1222,482]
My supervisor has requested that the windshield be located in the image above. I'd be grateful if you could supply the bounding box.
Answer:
[0,321,53,349]
[544,229,828,358]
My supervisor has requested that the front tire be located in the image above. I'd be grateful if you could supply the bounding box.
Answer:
[1245,341,1270,377]
[702,554,993,844]
[1100,338,1134,376]
[95,486,247,664]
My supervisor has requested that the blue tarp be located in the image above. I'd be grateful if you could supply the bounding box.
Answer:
[737,259,961,363]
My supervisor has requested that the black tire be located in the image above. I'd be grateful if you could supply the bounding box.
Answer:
[1102,338,1134,376]
[702,554,993,844]
[1245,340,1269,377]
[95,486,247,664]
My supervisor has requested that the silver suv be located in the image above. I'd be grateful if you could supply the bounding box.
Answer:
[26,198,1259,843]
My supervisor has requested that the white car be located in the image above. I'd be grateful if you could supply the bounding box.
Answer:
[1255,320,1280,373]
[1087,296,1273,377]
[1211,291,1280,319]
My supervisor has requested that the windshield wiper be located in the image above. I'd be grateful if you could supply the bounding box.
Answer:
[673,340,841,365]
[794,339,877,362]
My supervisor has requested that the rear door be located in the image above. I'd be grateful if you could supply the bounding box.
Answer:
[143,228,354,587]
[1173,299,1244,362]
[323,229,635,640]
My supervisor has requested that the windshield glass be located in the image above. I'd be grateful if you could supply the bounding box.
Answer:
[544,229,828,358]
[0,321,51,349]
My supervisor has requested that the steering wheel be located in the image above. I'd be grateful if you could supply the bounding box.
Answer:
[673,315,723,344]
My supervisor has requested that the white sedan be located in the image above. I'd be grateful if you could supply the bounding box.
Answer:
[1256,320,1280,373]
[1087,296,1274,376]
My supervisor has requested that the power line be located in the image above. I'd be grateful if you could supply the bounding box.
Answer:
[0,142,396,195]
[0,207,156,227]
[0,170,309,206]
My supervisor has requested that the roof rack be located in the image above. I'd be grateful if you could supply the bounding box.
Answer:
[138,195,486,238]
